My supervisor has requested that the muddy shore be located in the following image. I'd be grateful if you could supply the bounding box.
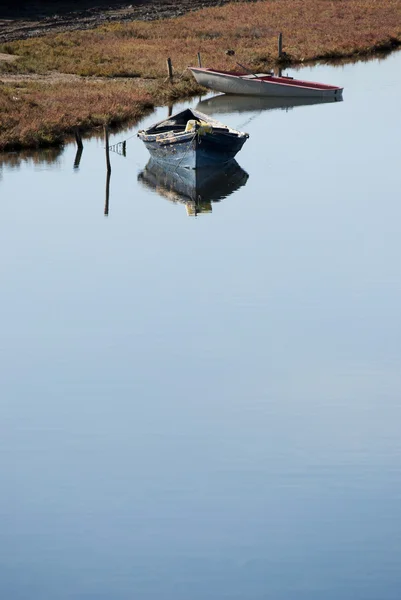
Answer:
[0,0,236,43]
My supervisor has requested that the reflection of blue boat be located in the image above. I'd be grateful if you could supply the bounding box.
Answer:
[137,108,249,169]
[197,93,343,115]
[138,158,248,216]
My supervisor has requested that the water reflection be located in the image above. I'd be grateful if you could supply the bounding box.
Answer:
[104,170,111,216]
[197,93,343,115]
[1,52,401,600]
[73,145,83,170]
[138,158,248,216]
[73,129,84,170]
[0,146,64,173]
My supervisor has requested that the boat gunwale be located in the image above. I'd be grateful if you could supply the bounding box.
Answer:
[138,128,248,144]
[138,129,197,143]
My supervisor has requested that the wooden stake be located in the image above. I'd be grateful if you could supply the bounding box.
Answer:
[197,52,202,68]
[104,125,111,173]
[166,57,173,80]
[278,32,283,58]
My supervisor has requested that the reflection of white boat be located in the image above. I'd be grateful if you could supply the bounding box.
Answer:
[197,93,343,115]
[189,67,343,99]
[138,158,248,216]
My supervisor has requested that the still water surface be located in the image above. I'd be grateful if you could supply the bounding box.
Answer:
[1,52,401,600]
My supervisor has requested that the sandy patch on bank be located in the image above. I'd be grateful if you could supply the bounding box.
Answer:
[0,71,157,92]
[0,53,18,62]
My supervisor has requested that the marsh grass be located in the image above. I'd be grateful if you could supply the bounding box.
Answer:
[0,79,154,150]
[2,0,400,78]
[1,0,400,149]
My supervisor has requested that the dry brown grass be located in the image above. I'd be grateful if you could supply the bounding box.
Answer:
[0,0,400,149]
[2,0,400,78]
[0,76,201,150]
[0,79,154,150]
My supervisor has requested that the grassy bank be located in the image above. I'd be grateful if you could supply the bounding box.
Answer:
[1,0,401,150]
[0,77,197,150]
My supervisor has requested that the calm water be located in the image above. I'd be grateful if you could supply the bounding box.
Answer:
[1,52,401,600]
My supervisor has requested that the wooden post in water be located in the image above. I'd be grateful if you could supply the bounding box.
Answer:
[197,52,202,68]
[166,57,173,80]
[278,32,283,59]
[104,125,111,174]
[75,127,83,150]
[168,104,173,117]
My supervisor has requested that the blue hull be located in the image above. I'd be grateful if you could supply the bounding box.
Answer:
[138,107,249,169]
[140,130,247,169]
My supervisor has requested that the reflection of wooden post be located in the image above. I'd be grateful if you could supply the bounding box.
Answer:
[104,125,111,173]
[197,52,202,67]
[166,57,173,80]
[73,147,83,169]
[168,104,173,117]
[278,32,283,58]
[104,170,111,216]
[104,124,111,216]
[73,127,83,169]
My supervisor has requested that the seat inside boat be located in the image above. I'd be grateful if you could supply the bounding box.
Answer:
[146,109,201,134]
[241,73,272,79]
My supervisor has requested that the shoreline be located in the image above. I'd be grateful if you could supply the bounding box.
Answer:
[1,0,400,152]
[0,0,235,43]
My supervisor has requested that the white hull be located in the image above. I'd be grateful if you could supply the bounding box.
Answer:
[189,68,343,99]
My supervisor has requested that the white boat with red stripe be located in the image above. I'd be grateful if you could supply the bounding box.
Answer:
[189,67,343,99]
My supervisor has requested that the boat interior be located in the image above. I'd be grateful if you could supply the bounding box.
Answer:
[144,109,237,137]
[146,109,203,134]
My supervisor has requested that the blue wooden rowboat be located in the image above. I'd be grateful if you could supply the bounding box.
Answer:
[137,108,249,169]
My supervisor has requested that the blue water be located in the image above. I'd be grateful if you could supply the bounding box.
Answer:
[1,52,401,600]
